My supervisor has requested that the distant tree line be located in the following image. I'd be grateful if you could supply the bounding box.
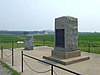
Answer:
[0,30,54,35]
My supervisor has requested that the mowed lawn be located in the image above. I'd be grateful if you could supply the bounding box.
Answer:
[0,33,100,54]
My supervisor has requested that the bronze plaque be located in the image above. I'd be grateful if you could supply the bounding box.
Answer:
[55,29,65,48]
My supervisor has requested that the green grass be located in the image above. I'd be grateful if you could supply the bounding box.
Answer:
[34,34,54,41]
[0,33,100,54]
[0,35,25,41]
[0,60,20,75]
[34,34,54,47]
[78,33,100,44]
[34,33,100,54]
[0,35,25,48]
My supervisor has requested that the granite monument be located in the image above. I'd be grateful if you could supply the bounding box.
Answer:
[24,35,33,50]
[43,16,89,65]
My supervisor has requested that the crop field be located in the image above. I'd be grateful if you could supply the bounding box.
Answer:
[0,35,25,48]
[0,33,100,54]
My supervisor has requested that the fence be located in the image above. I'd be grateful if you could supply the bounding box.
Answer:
[0,41,24,49]
[34,39,100,54]
[0,42,14,66]
[1,40,100,54]
[21,51,81,75]
[78,42,100,54]
[34,39,54,47]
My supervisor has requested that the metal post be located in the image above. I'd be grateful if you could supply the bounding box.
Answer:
[12,45,14,66]
[43,39,45,46]
[21,51,23,72]
[88,43,90,53]
[51,65,53,75]
[1,46,3,58]
[12,41,14,49]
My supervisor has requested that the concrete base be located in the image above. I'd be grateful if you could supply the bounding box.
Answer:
[43,50,90,65]
[52,50,81,59]
[24,47,33,50]
[43,56,90,65]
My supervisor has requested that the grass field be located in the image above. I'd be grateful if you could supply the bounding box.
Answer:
[0,33,100,54]
[0,35,25,48]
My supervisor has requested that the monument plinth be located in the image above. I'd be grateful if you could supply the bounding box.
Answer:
[24,35,33,50]
[43,16,89,65]
[52,16,80,59]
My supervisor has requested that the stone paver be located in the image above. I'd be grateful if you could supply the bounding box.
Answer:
[0,46,100,75]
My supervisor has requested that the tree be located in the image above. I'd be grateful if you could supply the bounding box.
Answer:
[23,31,29,36]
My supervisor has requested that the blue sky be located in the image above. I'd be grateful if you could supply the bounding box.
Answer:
[0,0,100,32]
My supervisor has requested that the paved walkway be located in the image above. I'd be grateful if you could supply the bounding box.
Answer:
[0,46,100,75]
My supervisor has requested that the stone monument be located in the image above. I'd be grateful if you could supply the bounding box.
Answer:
[43,16,89,65]
[24,35,33,50]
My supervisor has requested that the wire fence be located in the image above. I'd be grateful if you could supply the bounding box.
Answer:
[23,59,53,74]
[78,42,100,54]
[0,41,24,49]
[34,39,54,47]
[0,46,14,66]
[34,39,100,54]
[3,50,12,57]
[0,40,100,54]
[23,58,58,75]
[21,51,81,75]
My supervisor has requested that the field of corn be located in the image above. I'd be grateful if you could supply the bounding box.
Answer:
[0,33,100,54]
